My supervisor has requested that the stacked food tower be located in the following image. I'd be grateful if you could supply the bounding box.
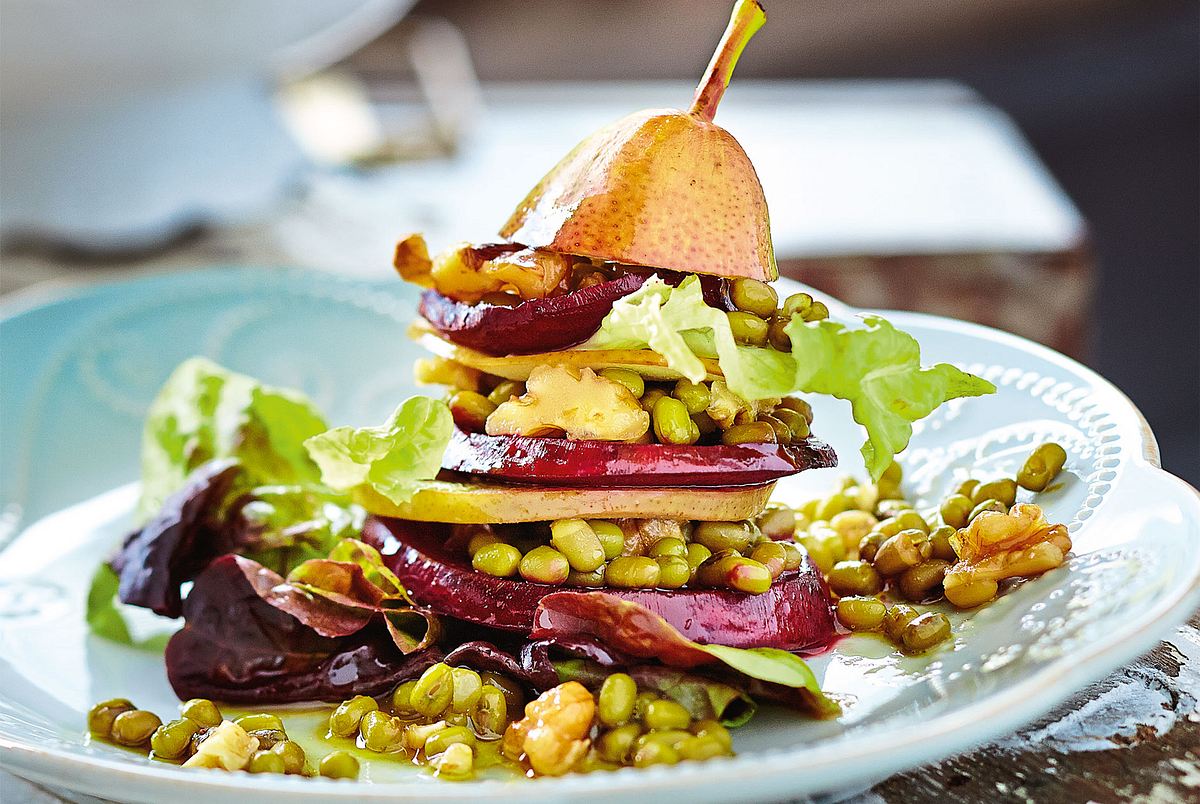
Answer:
[360,0,988,652]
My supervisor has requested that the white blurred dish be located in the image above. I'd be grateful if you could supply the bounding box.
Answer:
[0,0,413,249]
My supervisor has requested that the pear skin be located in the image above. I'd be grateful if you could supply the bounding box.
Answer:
[501,108,776,280]
[500,0,777,281]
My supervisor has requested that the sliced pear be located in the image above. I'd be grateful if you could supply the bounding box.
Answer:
[352,478,775,523]
[409,319,724,382]
[500,0,776,282]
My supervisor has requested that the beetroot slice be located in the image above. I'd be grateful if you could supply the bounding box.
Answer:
[363,517,836,652]
[418,273,646,356]
[418,268,735,357]
[442,428,838,487]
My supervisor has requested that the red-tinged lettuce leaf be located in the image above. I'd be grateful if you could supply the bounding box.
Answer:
[523,636,634,672]
[385,610,443,655]
[285,560,387,612]
[252,563,437,655]
[229,484,365,573]
[166,554,442,703]
[324,538,409,600]
[237,556,377,639]
[532,591,838,717]
[281,539,441,653]
[101,457,364,638]
[554,658,756,727]
[112,460,242,618]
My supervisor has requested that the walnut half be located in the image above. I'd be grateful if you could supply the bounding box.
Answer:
[944,503,1072,608]
[502,681,595,776]
[182,721,259,771]
[486,365,650,441]
[393,233,573,302]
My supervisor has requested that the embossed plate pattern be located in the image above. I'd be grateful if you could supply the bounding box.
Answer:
[1,268,1198,802]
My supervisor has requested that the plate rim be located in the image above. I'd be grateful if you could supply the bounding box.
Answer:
[1,266,1197,801]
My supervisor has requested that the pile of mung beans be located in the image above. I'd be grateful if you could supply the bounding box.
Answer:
[85,664,524,781]
[460,510,806,594]
[87,697,325,776]
[424,357,821,447]
[793,443,1069,654]
[593,678,735,770]
[723,280,831,351]
[321,661,522,780]
[89,664,736,781]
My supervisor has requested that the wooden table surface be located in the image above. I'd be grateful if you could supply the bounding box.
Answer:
[1,81,1195,803]
[865,613,1200,803]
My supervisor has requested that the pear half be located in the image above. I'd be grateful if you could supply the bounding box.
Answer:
[500,0,777,282]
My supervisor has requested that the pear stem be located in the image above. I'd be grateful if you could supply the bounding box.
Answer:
[689,0,767,122]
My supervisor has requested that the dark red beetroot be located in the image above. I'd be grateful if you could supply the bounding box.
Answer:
[419,268,734,357]
[442,428,838,487]
[419,273,646,355]
[363,517,836,652]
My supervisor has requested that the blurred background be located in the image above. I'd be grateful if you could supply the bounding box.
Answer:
[1,0,1196,482]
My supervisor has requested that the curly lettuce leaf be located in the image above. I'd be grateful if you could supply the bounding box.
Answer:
[304,397,453,506]
[100,357,350,644]
[785,314,995,479]
[259,539,441,653]
[584,275,795,399]
[137,357,327,522]
[584,276,995,479]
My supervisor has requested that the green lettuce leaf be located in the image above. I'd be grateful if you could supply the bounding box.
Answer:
[137,357,327,522]
[584,276,995,479]
[584,275,795,399]
[86,564,134,644]
[785,314,995,479]
[85,564,171,650]
[304,397,453,505]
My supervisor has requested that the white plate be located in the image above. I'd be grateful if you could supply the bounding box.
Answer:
[1,267,1197,802]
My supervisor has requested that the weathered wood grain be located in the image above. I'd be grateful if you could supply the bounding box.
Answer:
[863,611,1200,803]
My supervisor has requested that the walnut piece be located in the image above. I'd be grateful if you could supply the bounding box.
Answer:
[182,721,259,771]
[502,681,595,776]
[393,234,572,302]
[393,233,432,285]
[486,365,649,441]
[944,503,1072,608]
